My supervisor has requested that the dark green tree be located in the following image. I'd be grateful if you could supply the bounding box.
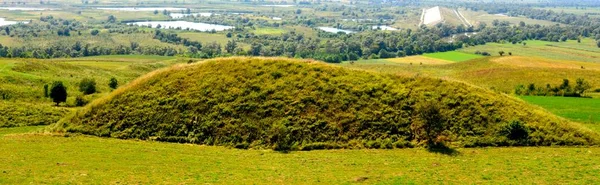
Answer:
[225,40,237,54]
[109,77,118,90]
[412,101,446,146]
[574,78,591,96]
[90,29,99,36]
[50,81,67,106]
[79,78,97,95]
[107,15,117,23]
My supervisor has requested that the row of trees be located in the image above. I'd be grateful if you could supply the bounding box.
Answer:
[515,78,592,97]
[44,78,118,106]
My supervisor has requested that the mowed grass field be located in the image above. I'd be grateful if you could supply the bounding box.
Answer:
[1,127,599,184]
[521,96,600,132]
[251,27,287,35]
[422,51,483,62]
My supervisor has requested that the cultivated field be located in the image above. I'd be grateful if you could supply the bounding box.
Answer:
[521,96,600,131]
[422,51,483,62]
[459,39,600,63]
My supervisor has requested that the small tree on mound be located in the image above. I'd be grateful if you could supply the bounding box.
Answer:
[499,51,505,56]
[501,121,529,142]
[50,81,67,106]
[109,77,118,90]
[79,78,97,95]
[412,101,446,147]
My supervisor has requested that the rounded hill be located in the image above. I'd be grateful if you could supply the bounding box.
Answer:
[58,57,599,150]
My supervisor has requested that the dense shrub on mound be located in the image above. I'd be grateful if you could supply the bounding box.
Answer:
[58,57,600,150]
[0,101,69,127]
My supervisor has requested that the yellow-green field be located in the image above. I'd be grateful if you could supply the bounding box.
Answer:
[459,39,600,63]
[1,126,599,184]
[251,27,287,35]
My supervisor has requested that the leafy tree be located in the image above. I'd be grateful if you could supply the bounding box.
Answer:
[90,29,99,36]
[296,9,302,14]
[225,40,237,54]
[574,78,591,96]
[79,78,97,95]
[492,19,500,26]
[107,15,117,23]
[560,79,570,91]
[250,43,262,56]
[75,95,88,106]
[153,10,159,15]
[597,40,600,48]
[412,101,445,146]
[49,81,67,106]
[109,77,118,89]
[498,51,505,56]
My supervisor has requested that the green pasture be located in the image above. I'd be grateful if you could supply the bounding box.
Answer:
[422,51,483,62]
[0,127,599,184]
[520,96,600,131]
[459,39,600,63]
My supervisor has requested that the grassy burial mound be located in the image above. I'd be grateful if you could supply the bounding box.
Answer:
[58,57,599,150]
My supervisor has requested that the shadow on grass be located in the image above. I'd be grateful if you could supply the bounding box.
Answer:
[426,143,460,156]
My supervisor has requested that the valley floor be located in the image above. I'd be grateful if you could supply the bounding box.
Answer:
[1,126,599,184]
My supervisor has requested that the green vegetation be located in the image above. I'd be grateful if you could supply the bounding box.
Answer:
[57,57,599,150]
[520,96,600,131]
[514,78,592,97]
[341,56,600,95]
[459,39,600,62]
[0,56,183,127]
[251,28,287,35]
[1,127,599,184]
[0,101,68,128]
[422,51,483,62]
[50,81,68,105]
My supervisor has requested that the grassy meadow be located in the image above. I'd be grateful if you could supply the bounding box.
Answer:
[459,39,600,63]
[422,51,483,62]
[521,96,600,131]
[1,127,600,184]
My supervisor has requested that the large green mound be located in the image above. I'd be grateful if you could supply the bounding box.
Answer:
[58,57,599,150]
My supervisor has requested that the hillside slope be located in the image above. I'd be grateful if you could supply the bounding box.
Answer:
[57,57,600,150]
[0,56,182,127]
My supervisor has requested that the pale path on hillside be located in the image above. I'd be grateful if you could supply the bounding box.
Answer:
[422,6,443,25]
[454,9,472,27]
